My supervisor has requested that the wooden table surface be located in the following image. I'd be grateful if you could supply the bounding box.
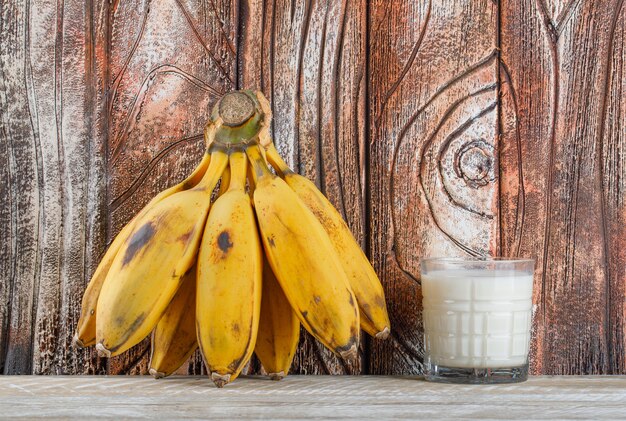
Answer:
[0,376,624,420]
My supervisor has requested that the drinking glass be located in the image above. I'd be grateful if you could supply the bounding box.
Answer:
[421,257,535,384]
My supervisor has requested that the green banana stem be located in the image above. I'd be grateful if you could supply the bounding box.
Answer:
[254,91,273,148]
[208,91,265,148]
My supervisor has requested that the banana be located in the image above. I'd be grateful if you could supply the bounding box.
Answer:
[196,150,262,388]
[247,163,256,202]
[76,90,387,386]
[74,152,211,348]
[265,144,390,339]
[246,144,360,361]
[255,260,300,380]
[218,164,230,196]
[149,266,198,378]
[95,146,228,357]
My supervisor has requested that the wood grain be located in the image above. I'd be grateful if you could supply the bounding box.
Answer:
[1,376,625,419]
[500,0,626,374]
[368,0,499,374]
[1,0,624,376]
[603,3,626,376]
[239,0,367,374]
[0,0,109,375]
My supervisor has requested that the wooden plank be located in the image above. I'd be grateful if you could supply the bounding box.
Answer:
[104,0,237,374]
[0,0,108,374]
[368,0,499,374]
[0,74,12,374]
[602,3,626,375]
[500,0,626,374]
[83,0,115,376]
[0,0,40,375]
[0,376,625,419]
[239,0,367,374]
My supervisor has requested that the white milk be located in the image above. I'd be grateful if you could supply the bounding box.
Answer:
[422,269,533,369]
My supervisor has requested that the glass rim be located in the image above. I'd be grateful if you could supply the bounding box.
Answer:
[420,256,535,264]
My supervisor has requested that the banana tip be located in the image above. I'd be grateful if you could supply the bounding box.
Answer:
[375,327,391,340]
[269,371,285,381]
[339,344,358,362]
[73,333,85,348]
[149,368,165,379]
[211,372,231,388]
[95,343,111,358]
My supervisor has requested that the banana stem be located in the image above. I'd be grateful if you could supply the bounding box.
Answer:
[255,91,273,148]
[228,151,247,191]
[245,144,273,183]
[204,117,223,148]
[208,91,265,147]
[219,92,255,126]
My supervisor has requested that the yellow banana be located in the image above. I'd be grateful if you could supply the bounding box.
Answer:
[79,89,378,386]
[74,152,211,348]
[265,144,390,339]
[246,144,360,361]
[218,164,230,196]
[95,147,228,357]
[255,260,300,380]
[247,163,256,202]
[149,267,198,378]
[196,150,262,388]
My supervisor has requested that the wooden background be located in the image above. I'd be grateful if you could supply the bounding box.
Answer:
[0,0,624,375]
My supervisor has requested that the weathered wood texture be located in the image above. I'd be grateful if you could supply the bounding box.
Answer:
[1,376,626,419]
[239,0,367,375]
[0,0,109,375]
[1,0,624,375]
[499,0,626,374]
[368,0,499,374]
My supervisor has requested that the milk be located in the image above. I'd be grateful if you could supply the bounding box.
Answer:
[422,269,533,369]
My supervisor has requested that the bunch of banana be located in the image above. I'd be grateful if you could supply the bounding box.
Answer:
[74,90,390,387]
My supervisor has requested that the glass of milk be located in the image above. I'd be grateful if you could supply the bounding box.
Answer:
[421,257,535,383]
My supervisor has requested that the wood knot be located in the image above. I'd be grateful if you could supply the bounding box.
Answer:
[455,139,494,188]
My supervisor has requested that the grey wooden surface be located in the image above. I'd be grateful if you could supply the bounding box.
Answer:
[0,376,624,420]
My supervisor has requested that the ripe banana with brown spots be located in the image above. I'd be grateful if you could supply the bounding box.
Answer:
[265,143,390,339]
[149,266,198,378]
[196,150,262,388]
[254,260,300,380]
[73,152,211,348]
[246,144,360,361]
[75,89,391,387]
[95,146,228,357]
